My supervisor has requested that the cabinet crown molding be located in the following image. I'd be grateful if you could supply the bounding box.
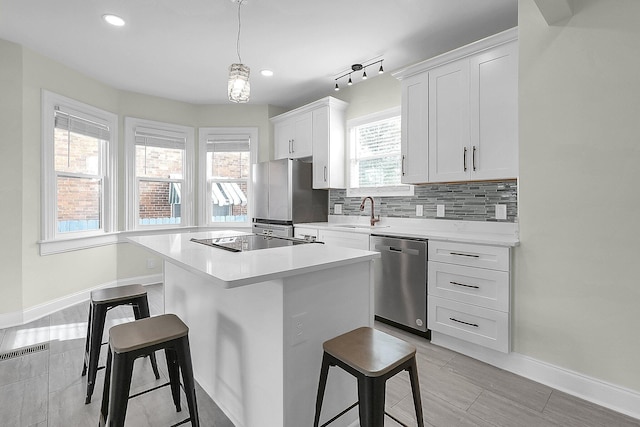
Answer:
[270,96,349,123]
[392,27,518,80]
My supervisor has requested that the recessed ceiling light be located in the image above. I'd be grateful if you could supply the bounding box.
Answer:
[260,69,274,77]
[103,14,125,27]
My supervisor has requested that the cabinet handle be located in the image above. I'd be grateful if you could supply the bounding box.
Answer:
[450,281,480,289]
[450,317,479,328]
[473,146,477,171]
[291,138,295,153]
[449,252,479,258]
[401,155,406,176]
[288,139,292,154]
[463,147,468,172]
[323,165,327,182]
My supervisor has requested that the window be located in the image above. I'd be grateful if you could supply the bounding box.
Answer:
[347,107,413,197]
[199,127,257,226]
[125,118,194,229]
[41,91,117,245]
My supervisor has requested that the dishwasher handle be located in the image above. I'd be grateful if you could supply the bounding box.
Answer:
[376,245,420,256]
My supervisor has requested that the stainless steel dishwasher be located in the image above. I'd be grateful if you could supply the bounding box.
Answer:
[370,235,428,335]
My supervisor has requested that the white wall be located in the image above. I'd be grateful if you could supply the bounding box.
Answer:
[517,0,640,392]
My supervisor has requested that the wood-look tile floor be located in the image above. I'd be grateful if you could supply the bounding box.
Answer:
[1,283,638,427]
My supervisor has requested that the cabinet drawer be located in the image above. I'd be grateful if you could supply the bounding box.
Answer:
[428,240,509,271]
[428,261,509,311]
[318,230,370,250]
[428,296,509,353]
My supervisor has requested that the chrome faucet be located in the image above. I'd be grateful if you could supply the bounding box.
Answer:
[360,197,380,226]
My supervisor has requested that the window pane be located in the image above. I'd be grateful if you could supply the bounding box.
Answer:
[207,151,249,179]
[136,146,183,178]
[210,181,248,223]
[355,156,402,187]
[138,181,182,225]
[355,117,401,157]
[55,129,102,174]
[57,176,101,232]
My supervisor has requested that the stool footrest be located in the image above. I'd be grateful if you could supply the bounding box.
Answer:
[319,402,358,427]
[128,381,171,400]
[170,418,193,427]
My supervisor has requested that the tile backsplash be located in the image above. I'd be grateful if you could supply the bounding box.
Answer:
[329,180,517,222]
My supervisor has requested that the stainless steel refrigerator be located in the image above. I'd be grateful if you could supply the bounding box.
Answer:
[252,159,328,236]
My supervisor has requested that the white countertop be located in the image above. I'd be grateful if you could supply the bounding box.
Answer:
[127,230,380,288]
[298,216,520,246]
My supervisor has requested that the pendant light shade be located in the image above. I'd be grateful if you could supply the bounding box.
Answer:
[228,63,251,103]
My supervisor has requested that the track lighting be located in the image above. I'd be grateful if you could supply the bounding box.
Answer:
[333,59,384,91]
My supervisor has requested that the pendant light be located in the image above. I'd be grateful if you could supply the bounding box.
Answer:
[228,0,250,103]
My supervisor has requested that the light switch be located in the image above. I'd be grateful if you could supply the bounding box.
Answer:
[416,205,423,216]
[495,204,507,220]
[437,204,445,217]
[334,204,342,215]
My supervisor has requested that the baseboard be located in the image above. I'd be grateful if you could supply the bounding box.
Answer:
[0,274,163,329]
[431,332,640,421]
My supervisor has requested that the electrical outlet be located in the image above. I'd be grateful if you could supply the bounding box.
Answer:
[437,204,445,217]
[416,205,423,216]
[334,204,342,215]
[495,204,507,220]
[146,258,157,269]
[291,312,308,346]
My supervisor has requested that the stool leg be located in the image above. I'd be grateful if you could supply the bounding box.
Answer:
[407,358,424,427]
[165,348,182,412]
[357,376,385,427]
[176,336,200,427]
[108,352,134,427]
[313,352,331,427]
[82,304,93,376]
[134,296,161,380]
[86,303,107,404]
[99,347,113,427]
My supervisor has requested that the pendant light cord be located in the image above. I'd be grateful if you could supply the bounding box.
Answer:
[236,0,243,63]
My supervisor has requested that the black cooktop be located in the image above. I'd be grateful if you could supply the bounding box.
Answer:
[190,234,313,253]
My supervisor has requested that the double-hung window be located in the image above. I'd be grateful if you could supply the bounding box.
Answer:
[347,107,413,197]
[199,127,257,226]
[125,118,194,229]
[41,91,117,251]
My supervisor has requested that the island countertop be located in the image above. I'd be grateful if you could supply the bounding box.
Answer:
[127,230,380,289]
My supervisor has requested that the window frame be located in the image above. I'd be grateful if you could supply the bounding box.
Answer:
[124,117,195,230]
[346,107,414,198]
[198,127,258,227]
[40,90,118,253]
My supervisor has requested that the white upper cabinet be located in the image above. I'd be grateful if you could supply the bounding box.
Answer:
[428,58,471,182]
[271,96,348,188]
[394,28,518,184]
[273,111,313,160]
[400,73,430,184]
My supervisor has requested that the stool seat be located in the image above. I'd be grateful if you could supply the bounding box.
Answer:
[110,314,188,353]
[323,327,416,377]
[91,284,147,304]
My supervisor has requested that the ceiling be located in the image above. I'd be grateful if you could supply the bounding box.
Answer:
[0,0,517,109]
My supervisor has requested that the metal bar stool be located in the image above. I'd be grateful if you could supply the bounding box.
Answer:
[82,284,160,404]
[99,313,199,427]
[313,327,424,427]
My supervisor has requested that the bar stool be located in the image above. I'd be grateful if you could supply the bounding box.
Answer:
[82,284,160,404]
[99,313,200,427]
[314,327,424,427]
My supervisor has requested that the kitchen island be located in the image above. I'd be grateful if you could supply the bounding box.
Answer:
[127,230,379,427]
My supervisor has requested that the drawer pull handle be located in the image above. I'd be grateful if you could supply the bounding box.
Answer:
[450,317,479,328]
[450,281,479,289]
[450,252,480,258]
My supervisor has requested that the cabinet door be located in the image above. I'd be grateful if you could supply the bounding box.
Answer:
[400,73,429,184]
[318,230,369,250]
[312,107,330,188]
[428,58,470,183]
[291,112,313,158]
[274,120,294,160]
[470,42,518,180]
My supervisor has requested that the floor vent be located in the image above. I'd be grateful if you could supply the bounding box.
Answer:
[0,343,49,361]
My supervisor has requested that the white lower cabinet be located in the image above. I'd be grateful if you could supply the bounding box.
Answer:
[293,226,318,241]
[318,229,369,250]
[428,240,511,353]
